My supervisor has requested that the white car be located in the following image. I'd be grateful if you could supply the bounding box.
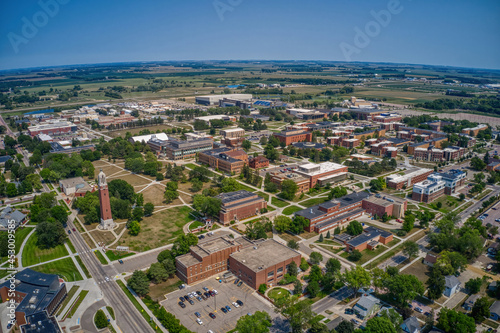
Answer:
[196,318,203,325]
[232,302,240,308]
[212,289,218,295]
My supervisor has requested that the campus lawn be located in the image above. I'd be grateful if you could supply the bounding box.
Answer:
[282,205,302,215]
[271,197,289,208]
[256,191,270,201]
[31,257,83,282]
[22,233,69,267]
[299,197,329,208]
[14,228,33,253]
[268,287,290,302]
[340,245,388,265]
[105,250,135,261]
[427,195,460,213]
[118,206,194,252]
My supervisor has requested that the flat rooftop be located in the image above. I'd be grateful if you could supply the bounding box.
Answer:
[295,191,370,220]
[386,168,432,184]
[230,239,300,272]
[296,162,345,177]
[364,195,406,207]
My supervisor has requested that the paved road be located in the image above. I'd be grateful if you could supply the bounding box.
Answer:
[311,286,354,314]
[81,299,106,333]
[459,185,500,223]
[67,218,154,333]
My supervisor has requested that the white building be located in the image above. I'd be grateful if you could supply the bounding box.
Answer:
[195,94,252,106]
[130,133,169,143]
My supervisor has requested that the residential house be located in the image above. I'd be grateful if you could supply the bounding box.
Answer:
[401,316,421,333]
[353,294,381,319]
[490,301,500,321]
[463,294,480,311]
[423,253,438,267]
[444,275,460,297]
[0,206,27,231]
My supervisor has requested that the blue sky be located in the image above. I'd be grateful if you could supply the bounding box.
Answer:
[1,0,499,70]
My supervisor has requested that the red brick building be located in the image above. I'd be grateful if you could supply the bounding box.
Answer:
[344,226,393,252]
[341,138,359,149]
[216,190,267,225]
[198,148,248,174]
[273,129,312,146]
[28,120,77,136]
[361,195,407,219]
[176,236,301,289]
[295,162,348,188]
[249,156,269,169]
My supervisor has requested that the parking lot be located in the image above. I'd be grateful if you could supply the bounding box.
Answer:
[161,278,276,333]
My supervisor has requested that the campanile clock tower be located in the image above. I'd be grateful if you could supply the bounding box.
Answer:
[98,169,116,230]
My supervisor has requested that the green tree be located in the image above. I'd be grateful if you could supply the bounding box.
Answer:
[288,261,298,277]
[50,205,68,225]
[427,269,446,300]
[157,249,172,263]
[6,183,17,197]
[162,257,176,277]
[241,140,252,151]
[36,222,67,249]
[364,316,396,333]
[307,280,320,297]
[132,207,144,221]
[471,297,491,322]
[465,277,483,294]
[220,177,241,193]
[164,181,179,203]
[344,265,372,294]
[437,308,476,333]
[309,252,323,265]
[348,249,362,262]
[326,231,331,238]
[275,297,314,333]
[280,179,298,200]
[309,322,329,333]
[335,320,355,333]
[143,202,155,216]
[190,178,203,192]
[274,215,292,233]
[128,220,141,236]
[403,214,415,232]
[402,241,419,261]
[148,262,169,284]
[94,309,108,329]
[287,239,299,250]
[318,233,324,242]
[326,258,341,275]
[127,270,150,296]
[385,274,424,308]
[258,283,267,294]
[293,280,302,295]
[346,220,363,236]
[235,311,272,333]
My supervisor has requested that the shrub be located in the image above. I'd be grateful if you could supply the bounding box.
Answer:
[258,283,268,294]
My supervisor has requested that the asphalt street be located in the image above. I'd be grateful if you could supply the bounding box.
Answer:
[311,286,354,314]
[67,217,154,333]
[81,299,106,333]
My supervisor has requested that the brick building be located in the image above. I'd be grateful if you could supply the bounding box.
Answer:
[372,114,402,123]
[414,146,445,162]
[386,168,433,190]
[28,120,77,136]
[0,269,67,328]
[341,138,359,149]
[176,236,301,289]
[461,124,488,136]
[362,195,407,219]
[439,169,466,194]
[221,137,245,148]
[345,226,393,252]
[229,239,301,289]
[273,129,312,146]
[412,174,446,203]
[249,156,269,169]
[269,171,311,194]
[295,191,370,233]
[198,148,248,174]
[216,190,267,225]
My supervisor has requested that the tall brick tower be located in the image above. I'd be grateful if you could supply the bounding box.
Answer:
[98,169,115,230]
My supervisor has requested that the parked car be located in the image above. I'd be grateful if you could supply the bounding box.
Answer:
[201,294,207,300]
[179,297,185,302]
[424,312,431,317]
[351,319,360,325]
[345,308,354,315]
[196,291,202,295]
[212,289,218,295]
[195,312,201,318]
[225,305,232,312]
[237,281,243,287]
[178,302,186,308]
[197,296,203,302]
[221,307,228,314]
[196,318,203,325]
[204,292,211,298]
[118,259,124,264]
[188,299,194,305]
[232,302,239,308]
[236,300,243,306]
[415,307,423,313]
[68,230,71,234]
[203,287,209,292]
[234,279,240,284]
[209,313,216,319]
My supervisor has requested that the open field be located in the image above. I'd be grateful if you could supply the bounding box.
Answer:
[117,206,194,251]
[148,276,183,301]
[401,260,431,284]
[340,245,388,265]
[31,257,83,282]
[22,233,69,267]
[271,197,289,208]
[282,205,303,215]
[299,197,329,208]
[141,184,168,206]
[89,230,117,246]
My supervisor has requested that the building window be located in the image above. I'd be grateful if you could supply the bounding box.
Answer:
[267,271,274,277]
[277,267,283,273]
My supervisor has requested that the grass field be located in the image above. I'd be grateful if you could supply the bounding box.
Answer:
[340,245,388,265]
[107,306,115,320]
[66,290,89,318]
[105,250,135,261]
[94,250,108,265]
[66,239,76,254]
[148,276,183,301]
[118,206,194,251]
[31,257,83,281]
[14,228,33,253]
[22,233,69,266]
[282,205,303,215]
[271,197,289,208]
[75,255,91,279]
[299,197,329,208]
[268,287,290,302]
[57,285,80,316]
[256,191,270,201]
[427,195,460,213]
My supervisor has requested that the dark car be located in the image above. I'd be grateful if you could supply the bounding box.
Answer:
[195,312,201,318]
[209,313,216,319]
[345,308,354,315]
[118,259,124,264]
[209,290,215,296]
[424,312,431,317]
[197,296,203,302]
[188,299,194,305]
[221,307,228,314]
[225,305,232,312]
[68,230,71,234]
[204,292,211,298]
[179,296,185,302]
[201,294,207,300]
[236,300,243,306]
[196,291,202,295]
[178,302,186,308]
[72,228,76,232]
[184,295,190,300]
[237,281,243,287]
[234,279,240,284]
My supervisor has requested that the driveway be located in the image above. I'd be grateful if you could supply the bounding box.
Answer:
[81,299,106,333]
